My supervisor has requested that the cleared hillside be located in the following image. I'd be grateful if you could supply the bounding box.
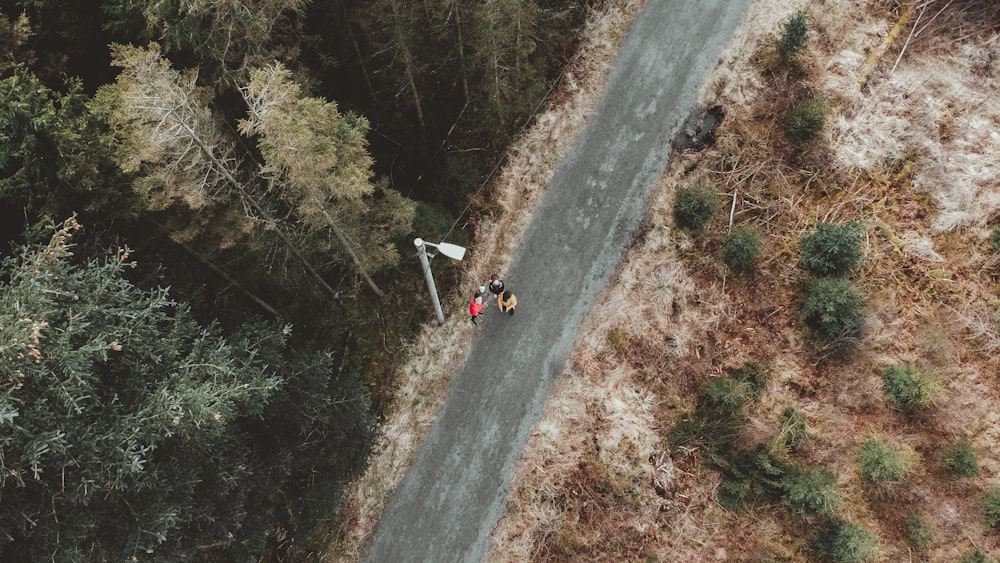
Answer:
[489,0,1000,561]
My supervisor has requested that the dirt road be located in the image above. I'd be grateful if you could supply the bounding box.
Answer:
[364,1,747,560]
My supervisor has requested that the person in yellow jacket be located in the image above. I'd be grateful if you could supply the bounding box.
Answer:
[497,288,517,315]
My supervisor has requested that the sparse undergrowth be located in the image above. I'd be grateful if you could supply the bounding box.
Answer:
[488,0,1000,561]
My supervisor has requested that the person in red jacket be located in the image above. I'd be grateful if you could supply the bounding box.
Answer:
[469,290,485,325]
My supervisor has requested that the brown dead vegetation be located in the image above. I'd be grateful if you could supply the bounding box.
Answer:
[490,0,1000,561]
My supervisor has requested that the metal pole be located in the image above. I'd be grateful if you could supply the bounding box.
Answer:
[414,238,445,324]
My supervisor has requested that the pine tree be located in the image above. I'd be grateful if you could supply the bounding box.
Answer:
[93,44,340,299]
[467,0,543,125]
[239,63,416,295]
[0,218,281,560]
[777,11,809,61]
[0,68,128,222]
[104,0,309,86]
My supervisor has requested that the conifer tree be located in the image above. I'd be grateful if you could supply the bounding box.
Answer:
[93,44,340,299]
[467,0,542,125]
[0,218,281,560]
[104,0,309,86]
[0,68,126,221]
[240,63,416,295]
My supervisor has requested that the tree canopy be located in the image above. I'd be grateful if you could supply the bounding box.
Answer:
[0,219,372,560]
[0,0,587,556]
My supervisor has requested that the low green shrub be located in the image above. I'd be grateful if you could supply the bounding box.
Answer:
[667,412,739,465]
[960,548,993,563]
[858,436,909,484]
[702,362,769,414]
[940,440,980,479]
[723,227,762,272]
[776,406,808,448]
[717,475,765,510]
[780,465,842,517]
[729,362,769,394]
[785,98,829,143]
[800,222,863,277]
[989,226,1000,254]
[813,520,880,562]
[882,364,937,413]
[703,377,757,414]
[982,487,1000,528]
[800,277,864,343]
[905,512,933,549]
[672,185,717,231]
[778,11,809,61]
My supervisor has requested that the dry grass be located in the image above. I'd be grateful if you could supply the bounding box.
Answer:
[488,0,1000,561]
[310,1,645,560]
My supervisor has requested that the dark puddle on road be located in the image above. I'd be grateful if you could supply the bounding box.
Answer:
[672,105,725,151]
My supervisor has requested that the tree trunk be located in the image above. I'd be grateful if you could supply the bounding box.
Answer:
[320,208,384,297]
[172,116,343,300]
[390,0,425,128]
[453,0,470,102]
[151,220,280,317]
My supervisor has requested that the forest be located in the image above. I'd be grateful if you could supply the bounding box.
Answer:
[0,0,588,560]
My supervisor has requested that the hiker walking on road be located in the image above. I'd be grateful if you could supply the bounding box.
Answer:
[488,274,505,297]
[498,289,517,315]
[470,286,488,325]
[469,296,484,325]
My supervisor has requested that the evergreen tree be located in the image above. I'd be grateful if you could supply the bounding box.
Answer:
[723,226,762,272]
[0,218,375,559]
[777,10,809,61]
[785,98,830,143]
[780,465,842,517]
[800,222,863,277]
[467,0,543,125]
[239,63,416,295]
[0,218,281,560]
[0,68,129,222]
[800,277,864,344]
[93,44,340,299]
[103,0,309,86]
[881,364,937,413]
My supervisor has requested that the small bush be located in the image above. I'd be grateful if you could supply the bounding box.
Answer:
[673,185,717,231]
[668,412,739,463]
[606,328,631,356]
[728,361,769,395]
[778,11,809,61]
[960,548,993,563]
[813,520,880,562]
[780,465,842,517]
[940,440,980,479]
[882,364,937,413]
[982,487,1000,528]
[858,436,909,483]
[800,222,863,277]
[717,475,765,510]
[800,277,864,343]
[990,226,1000,254]
[785,98,830,143]
[723,227,762,272]
[703,377,757,414]
[905,512,933,548]
[702,362,769,414]
[777,406,808,448]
